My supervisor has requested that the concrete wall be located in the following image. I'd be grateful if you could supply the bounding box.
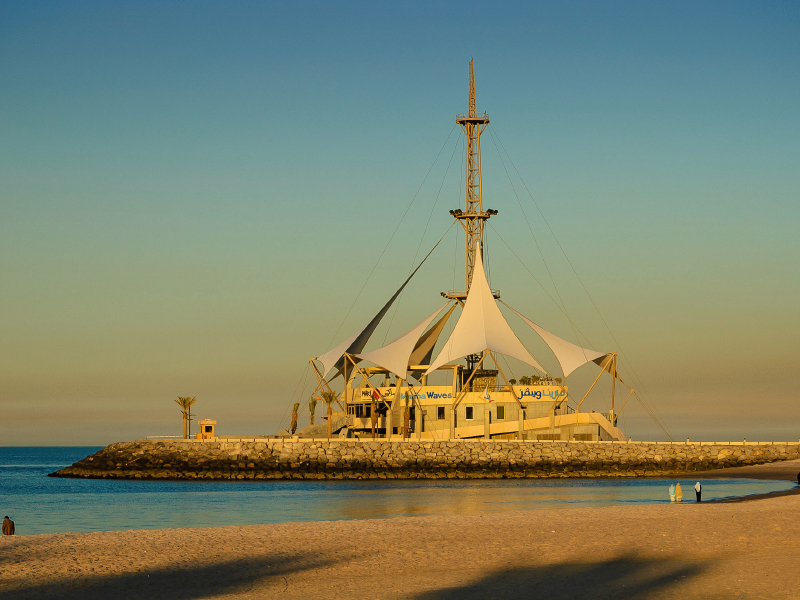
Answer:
[50,439,800,480]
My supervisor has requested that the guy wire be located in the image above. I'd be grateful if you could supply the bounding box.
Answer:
[383,132,462,343]
[322,124,458,354]
[489,125,670,437]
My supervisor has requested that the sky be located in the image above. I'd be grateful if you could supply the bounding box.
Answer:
[1,1,798,445]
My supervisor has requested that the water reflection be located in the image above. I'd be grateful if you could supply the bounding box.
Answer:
[0,448,794,535]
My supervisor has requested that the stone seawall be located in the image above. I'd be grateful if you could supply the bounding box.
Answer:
[49,439,800,480]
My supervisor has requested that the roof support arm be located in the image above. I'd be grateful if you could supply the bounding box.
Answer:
[451,351,488,411]
[613,387,635,424]
[310,359,336,400]
[487,351,521,407]
[575,366,606,414]
[344,353,392,411]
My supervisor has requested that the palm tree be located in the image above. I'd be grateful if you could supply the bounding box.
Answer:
[308,396,318,426]
[321,390,337,439]
[174,396,196,439]
[290,402,300,435]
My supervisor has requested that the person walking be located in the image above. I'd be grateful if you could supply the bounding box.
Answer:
[669,483,676,502]
[675,482,683,502]
[695,481,702,502]
[2,516,14,536]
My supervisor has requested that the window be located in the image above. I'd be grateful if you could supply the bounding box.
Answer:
[465,406,474,420]
[496,406,505,420]
[204,426,212,433]
[437,406,445,420]
[574,433,593,441]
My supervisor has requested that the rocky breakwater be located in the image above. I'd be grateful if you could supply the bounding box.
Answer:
[49,440,800,480]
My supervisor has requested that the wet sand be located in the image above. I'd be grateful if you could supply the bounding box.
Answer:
[683,457,800,481]
[2,485,800,599]
[683,458,800,504]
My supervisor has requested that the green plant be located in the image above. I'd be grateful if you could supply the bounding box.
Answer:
[174,396,196,439]
[321,390,338,439]
[308,396,318,426]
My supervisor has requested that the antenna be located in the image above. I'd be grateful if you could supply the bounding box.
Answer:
[445,60,496,301]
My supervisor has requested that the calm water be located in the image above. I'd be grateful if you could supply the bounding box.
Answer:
[0,447,793,535]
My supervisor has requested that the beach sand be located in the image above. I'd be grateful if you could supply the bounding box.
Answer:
[688,457,800,482]
[3,466,800,599]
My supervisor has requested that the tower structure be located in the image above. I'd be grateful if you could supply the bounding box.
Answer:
[446,60,496,302]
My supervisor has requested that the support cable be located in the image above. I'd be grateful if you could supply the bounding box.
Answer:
[383,132,461,343]
[489,125,670,437]
[276,362,312,434]
[487,127,587,359]
[322,124,458,354]
[489,222,672,440]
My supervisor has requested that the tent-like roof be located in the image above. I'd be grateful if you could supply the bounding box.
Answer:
[355,303,450,378]
[425,249,545,375]
[315,248,434,377]
[504,303,608,378]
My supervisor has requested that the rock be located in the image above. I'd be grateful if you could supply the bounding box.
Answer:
[296,413,353,438]
[46,439,800,481]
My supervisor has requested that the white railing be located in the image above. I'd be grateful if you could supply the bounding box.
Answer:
[137,436,800,445]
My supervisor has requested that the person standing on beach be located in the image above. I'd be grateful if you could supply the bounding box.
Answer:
[695,481,702,502]
[2,516,14,536]
[669,483,676,502]
[675,482,683,502]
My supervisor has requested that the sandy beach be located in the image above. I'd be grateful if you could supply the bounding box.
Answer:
[3,462,800,599]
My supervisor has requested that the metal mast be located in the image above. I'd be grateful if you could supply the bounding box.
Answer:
[445,60,496,302]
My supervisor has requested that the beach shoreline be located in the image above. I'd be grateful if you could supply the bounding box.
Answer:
[682,457,800,503]
[3,458,800,599]
[2,491,800,599]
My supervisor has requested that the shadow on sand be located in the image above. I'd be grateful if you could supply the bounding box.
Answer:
[414,553,708,600]
[0,552,337,600]
[1,549,708,599]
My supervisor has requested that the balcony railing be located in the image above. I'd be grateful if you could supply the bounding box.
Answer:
[456,112,490,120]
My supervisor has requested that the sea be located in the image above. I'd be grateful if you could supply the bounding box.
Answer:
[0,447,793,536]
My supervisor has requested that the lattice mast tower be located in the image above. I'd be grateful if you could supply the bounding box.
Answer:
[446,60,496,302]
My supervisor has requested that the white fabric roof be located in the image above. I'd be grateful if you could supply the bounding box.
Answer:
[504,303,608,378]
[316,327,365,379]
[355,303,450,378]
[425,250,546,375]
[315,246,435,377]
[407,303,457,381]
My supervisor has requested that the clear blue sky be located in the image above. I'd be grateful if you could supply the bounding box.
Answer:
[1,1,798,444]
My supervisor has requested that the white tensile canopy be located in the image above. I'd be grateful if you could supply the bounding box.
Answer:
[355,303,450,378]
[425,250,546,375]
[407,303,457,381]
[315,248,435,377]
[504,302,609,378]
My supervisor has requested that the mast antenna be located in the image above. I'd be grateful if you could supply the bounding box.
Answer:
[445,60,496,301]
